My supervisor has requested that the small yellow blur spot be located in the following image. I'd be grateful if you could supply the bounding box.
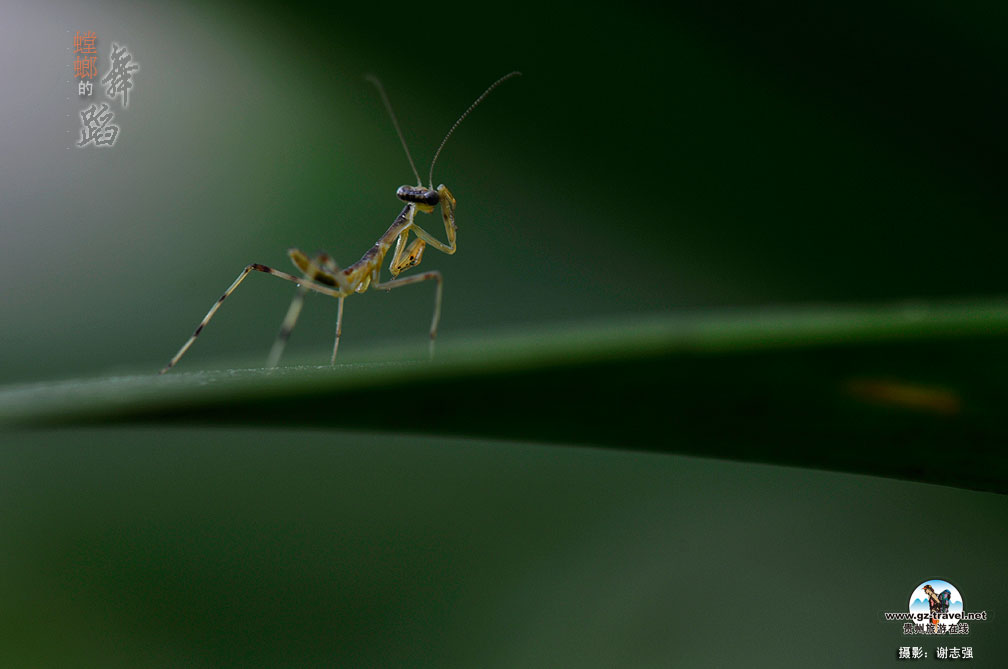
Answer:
[845,378,961,415]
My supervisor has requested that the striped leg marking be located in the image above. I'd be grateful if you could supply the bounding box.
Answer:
[266,286,309,368]
[160,263,346,374]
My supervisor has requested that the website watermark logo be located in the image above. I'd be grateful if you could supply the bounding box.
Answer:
[882,579,989,661]
[912,580,962,628]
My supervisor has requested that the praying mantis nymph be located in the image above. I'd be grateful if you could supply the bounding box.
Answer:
[160,71,521,374]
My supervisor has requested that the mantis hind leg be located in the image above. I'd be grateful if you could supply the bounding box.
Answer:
[266,285,309,368]
[159,263,346,374]
[331,296,344,364]
[267,250,349,367]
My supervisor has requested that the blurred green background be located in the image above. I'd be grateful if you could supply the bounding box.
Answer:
[2,0,1007,665]
[2,428,1005,666]
[4,0,1007,381]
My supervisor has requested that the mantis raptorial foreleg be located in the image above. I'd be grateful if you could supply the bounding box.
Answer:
[410,185,457,255]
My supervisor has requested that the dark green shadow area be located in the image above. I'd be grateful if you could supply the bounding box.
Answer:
[4,299,1008,493]
[1,427,1005,667]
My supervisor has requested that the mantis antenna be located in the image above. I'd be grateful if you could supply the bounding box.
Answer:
[365,74,423,186]
[428,71,522,188]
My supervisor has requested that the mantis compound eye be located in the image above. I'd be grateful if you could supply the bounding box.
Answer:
[396,185,440,207]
